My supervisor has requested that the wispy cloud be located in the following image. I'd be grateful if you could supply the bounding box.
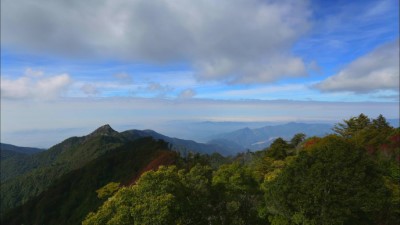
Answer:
[140,82,174,98]
[214,84,307,99]
[1,68,72,100]
[295,0,398,64]
[80,84,100,96]
[113,72,133,84]
[178,89,196,99]
[314,40,399,93]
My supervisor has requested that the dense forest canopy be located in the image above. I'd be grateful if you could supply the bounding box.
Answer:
[82,114,399,225]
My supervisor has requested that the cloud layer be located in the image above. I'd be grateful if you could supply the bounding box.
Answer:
[1,0,311,84]
[314,40,399,93]
[178,89,196,99]
[1,69,72,99]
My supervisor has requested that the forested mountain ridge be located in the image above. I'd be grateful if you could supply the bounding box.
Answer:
[122,129,232,156]
[0,124,229,214]
[0,143,44,156]
[1,124,123,182]
[0,144,45,174]
[0,125,129,212]
[2,138,179,225]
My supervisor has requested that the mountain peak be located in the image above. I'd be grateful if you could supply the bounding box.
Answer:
[89,124,118,137]
[237,127,253,133]
[242,127,252,131]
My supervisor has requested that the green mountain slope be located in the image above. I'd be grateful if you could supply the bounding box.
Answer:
[122,129,231,155]
[0,125,128,212]
[1,124,229,215]
[1,137,177,225]
[1,143,45,180]
[0,143,44,156]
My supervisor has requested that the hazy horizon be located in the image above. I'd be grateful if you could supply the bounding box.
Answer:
[1,0,399,147]
[2,116,399,149]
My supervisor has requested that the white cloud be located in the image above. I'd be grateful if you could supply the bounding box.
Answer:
[24,68,44,77]
[294,0,397,66]
[1,70,72,100]
[1,0,311,84]
[216,84,307,98]
[80,84,100,96]
[314,40,399,93]
[307,61,322,73]
[178,89,196,99]
[146,83,172,92]
[145,82,174,97]
[113,72,133,83]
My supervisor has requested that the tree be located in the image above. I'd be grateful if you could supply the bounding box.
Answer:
[372,114,391,129]
[340,115,395,155]
[333,113,371,138]
[211,162,263,225]
[290,133,306,148]
[83,187,137,225]
[83,166,182,225]
[263,135,393,225]
[266,138,291,160]
[96,182,120,199]
[83,165,214,225]
[178,164,213,224]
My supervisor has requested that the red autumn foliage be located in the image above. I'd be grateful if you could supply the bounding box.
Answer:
[303,137,320,149]
[128,150,177,186]
[389,133,400,142]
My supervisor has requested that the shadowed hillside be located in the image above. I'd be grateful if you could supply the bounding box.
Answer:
[2,137,178,225]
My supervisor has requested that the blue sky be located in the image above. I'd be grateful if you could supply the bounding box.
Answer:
[1,0,399,147]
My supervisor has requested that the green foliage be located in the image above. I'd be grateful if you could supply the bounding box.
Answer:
[83,187,137,225]
[83,162,265,225]
[263,135,394,225]
[83,164,214,225]
[333,113,371,138]
[265,138,291,160]
[290,133,306,147]
[1,138,175,225]
[211,162,264,225]
[1,134,126,213]
[96,182,120,199]
[333,114,395,148]
[127,166,182,225]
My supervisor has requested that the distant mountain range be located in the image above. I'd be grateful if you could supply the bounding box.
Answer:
[0,143,44,160]
[120,128,231,156]
[1,125,230,170]
[207,122,333,151]
[387,118,399,128]
[0,143,44,154]
[1,122,336,161]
